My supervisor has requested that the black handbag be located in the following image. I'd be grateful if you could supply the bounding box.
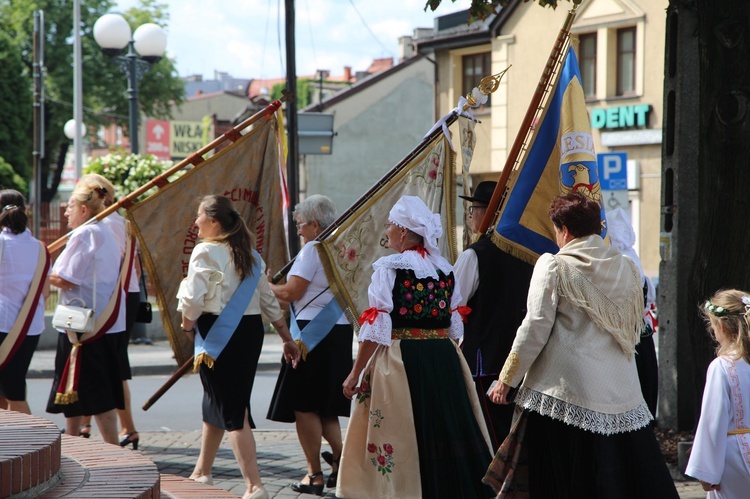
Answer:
[135,255,153,324]
[135,301,152,324]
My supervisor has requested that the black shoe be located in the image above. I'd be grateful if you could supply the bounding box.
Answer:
[321,451,340,488]
[290,472,324,495]
[119,431,139,450]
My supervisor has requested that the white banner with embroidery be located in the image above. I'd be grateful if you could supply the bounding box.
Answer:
[317,132,458,332]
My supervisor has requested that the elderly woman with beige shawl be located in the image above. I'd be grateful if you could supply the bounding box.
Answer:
[485,192,677,498]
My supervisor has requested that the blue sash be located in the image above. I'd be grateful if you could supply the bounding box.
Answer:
[193,251,262,371]
[290,296,343,360]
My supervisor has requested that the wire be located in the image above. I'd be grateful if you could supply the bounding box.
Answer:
[277,0,285,76]
[347,0,395,58]
[260,0,272,79]
[302,0,318,69]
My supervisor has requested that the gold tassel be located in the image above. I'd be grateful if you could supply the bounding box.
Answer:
[193,352,216,373]
[295,339,309,362]
[54,391,79,405]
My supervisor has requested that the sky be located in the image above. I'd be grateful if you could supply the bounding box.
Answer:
[114,0,473,80]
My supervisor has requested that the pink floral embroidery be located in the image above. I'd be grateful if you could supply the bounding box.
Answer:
[368,443,395,475]
[428,168,438,180]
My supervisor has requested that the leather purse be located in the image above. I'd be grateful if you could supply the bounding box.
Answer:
[53,298,95,333]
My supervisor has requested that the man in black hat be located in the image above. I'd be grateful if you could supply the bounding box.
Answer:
[454,180,534,450]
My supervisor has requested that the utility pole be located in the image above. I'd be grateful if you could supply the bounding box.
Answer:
[285,0,300,256]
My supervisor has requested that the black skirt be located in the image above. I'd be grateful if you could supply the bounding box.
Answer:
[0,333,40,401]
[525,410,679,499]
[197,313,264,431]
[267,322,353,422]
[46,332,124,417]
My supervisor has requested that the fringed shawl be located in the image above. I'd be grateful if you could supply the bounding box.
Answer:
[553,235,643,356]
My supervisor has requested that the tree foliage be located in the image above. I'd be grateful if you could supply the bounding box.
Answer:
[424,0,570,21]
[0,0,185,201]
[0,30,32,193]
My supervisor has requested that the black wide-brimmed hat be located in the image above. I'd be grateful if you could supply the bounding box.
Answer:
[459,181,497,205]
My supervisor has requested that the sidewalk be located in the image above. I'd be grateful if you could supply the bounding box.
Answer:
[27,337,705,498]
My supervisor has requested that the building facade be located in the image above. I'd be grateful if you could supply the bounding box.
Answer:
[417,0,667,276]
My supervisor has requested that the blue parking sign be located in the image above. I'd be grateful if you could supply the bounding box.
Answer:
[597,152,628,191]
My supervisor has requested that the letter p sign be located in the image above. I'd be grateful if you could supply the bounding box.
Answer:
[597,152,628,191]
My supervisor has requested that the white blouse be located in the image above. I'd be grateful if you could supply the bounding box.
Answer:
[0,228,47,336]
[101,212,140,293]
[52,223,125,334]
[289,241,348,324]
[179,241,283,323]
[358,250,464,346]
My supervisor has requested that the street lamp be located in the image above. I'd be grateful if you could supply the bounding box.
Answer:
[93,13,166,154]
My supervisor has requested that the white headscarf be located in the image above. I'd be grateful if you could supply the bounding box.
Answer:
[377,196,452,280]
[607,208,655,310]
[388,196,443,259]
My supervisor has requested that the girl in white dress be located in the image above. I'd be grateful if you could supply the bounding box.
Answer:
[686,289,750,498]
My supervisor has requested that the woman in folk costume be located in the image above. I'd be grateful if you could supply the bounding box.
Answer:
[338,195,493,499]
[486,192,677,498]
[47,179,129,445]
[267,195,353,494]
[686,289,750,498]
[0,190,50,415]
[607,207,659,417]
[178,195,300,499]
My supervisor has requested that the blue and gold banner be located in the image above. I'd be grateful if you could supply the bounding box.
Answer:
[491,46,606,264]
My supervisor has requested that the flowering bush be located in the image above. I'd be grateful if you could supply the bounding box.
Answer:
[85,149,177,201]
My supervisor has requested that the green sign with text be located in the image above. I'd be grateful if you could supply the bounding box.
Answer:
[591,104,651,130]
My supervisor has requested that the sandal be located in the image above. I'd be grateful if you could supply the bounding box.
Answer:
[290,471,324,495]
[321,451,341,488]
[79,424,91,438]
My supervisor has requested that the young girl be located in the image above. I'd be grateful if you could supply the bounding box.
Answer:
[686,289,750,498]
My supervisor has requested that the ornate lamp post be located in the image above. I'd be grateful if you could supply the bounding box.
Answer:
[93,13,166,154]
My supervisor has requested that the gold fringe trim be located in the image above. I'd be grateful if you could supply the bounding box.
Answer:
[54,391,79,405]
[315,244,361,336]
[489,231,541,266]
[193,352,216,373]
[295,339,309,362]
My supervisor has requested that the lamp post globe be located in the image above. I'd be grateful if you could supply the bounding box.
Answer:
[93,13,131,55]
[63,119,86,140]
[133,23,166,62]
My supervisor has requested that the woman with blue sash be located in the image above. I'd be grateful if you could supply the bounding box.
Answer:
[267,195,354,495]
[179,195,300,499]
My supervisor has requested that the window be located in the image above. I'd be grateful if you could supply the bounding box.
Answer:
[579,33,597,98]
[616,27,636,96]
[462,52,491,107]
